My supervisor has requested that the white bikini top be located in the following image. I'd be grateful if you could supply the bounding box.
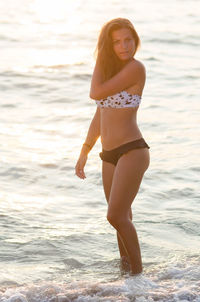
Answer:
[95,90,141,108]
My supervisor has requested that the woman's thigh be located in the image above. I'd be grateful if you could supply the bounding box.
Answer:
[108,148,150,216]
[102,161,115,203]
[102,161,132,220]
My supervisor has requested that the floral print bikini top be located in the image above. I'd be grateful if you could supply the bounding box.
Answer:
[95,90,141,108]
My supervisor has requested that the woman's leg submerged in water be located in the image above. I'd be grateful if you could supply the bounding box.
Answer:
[116,208,133,270]
[102,161,132,267]
[106,148,150,274]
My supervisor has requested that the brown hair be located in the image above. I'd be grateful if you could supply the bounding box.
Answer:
[95,18,141,81]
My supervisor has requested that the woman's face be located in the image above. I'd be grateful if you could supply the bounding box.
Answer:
[112,27,135,62]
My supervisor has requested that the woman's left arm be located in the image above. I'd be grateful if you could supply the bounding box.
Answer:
[90,59,145,100]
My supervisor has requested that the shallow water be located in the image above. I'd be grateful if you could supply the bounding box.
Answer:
[0,0,200,301]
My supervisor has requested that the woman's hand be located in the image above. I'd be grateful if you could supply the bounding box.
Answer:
[75,155,88,179]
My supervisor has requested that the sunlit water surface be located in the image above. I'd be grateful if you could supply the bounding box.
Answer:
[0,0,199,301]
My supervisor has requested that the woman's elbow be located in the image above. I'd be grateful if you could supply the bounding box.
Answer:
[90,89,101,100]
[89,90,96,99]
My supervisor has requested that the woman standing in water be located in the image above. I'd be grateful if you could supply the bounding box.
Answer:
[75,18,150,275]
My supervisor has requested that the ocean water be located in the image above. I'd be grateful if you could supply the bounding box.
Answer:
[0,0,200,301]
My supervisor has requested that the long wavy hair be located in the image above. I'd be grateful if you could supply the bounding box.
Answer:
[95,18,141,81]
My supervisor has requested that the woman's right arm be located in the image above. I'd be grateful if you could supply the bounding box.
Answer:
[75,107,100,179]
[90,59,145,100]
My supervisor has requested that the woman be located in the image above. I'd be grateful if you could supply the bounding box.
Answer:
[75,18,150,275]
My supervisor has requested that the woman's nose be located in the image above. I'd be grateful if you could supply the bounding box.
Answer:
[121,40,127,49]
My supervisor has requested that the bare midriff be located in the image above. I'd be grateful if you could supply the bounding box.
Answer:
[100,107,143,150]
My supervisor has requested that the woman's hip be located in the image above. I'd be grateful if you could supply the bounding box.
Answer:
[99,137,150,167]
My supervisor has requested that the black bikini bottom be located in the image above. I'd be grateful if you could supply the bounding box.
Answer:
[99,138,150,166]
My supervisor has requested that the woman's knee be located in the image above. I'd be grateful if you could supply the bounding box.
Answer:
[107,210,128,230]
[129,208,132,220]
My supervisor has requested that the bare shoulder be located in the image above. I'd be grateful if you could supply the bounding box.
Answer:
[127,59,146,75]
